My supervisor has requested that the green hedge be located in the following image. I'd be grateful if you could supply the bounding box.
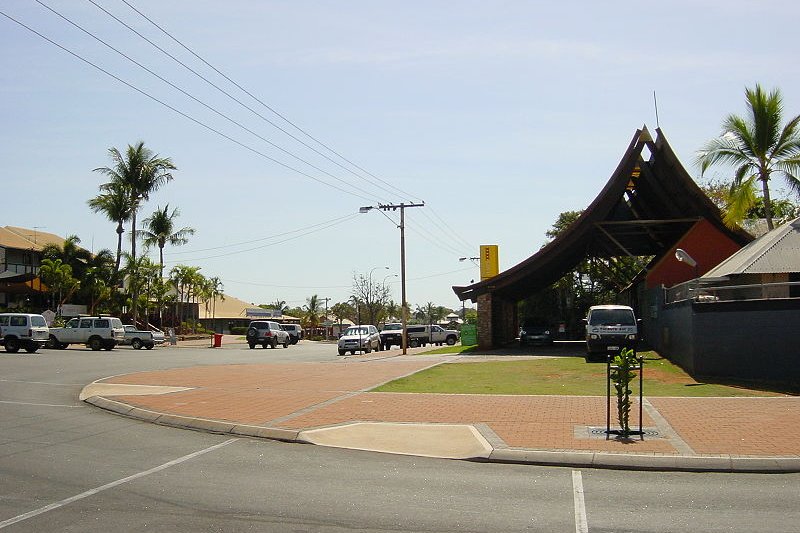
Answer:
[230,326,248,335]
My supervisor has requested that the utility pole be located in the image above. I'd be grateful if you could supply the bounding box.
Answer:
[360,202,424,354]
[322,297,330,339]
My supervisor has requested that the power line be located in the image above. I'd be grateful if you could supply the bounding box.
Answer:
[87,0,406,204]
[165,212,359,255]
[0,8,374,201]
[117,0,423,204]
[163,212,360,263]
[35,0,383,203]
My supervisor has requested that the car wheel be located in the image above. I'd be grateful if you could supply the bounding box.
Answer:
[283,338,289,348]
[24,343,39,354]
[350,350,355,355]
[145,344,154,350]
[271,339,278,349]
[4,337,20,353]
[89,337,102,351]
[365,343,372,354]
[409,339,419,348]
[262,342,269,349]
[131,338,143,350]
[446,336,456,346]
[338,349,346,356]
[248,342,256,349]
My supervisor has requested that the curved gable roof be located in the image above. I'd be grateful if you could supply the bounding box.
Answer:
[454,127,752,302]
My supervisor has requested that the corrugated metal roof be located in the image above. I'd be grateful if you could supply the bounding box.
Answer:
[703,217,800,277]
[0,226,70,251]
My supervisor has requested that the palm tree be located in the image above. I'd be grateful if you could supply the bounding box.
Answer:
[94,141,177,322]
[40,235,93,280]
[304,294,321,330]
[39,258,78,311]
[205,277,224,333]
[138,204,195,277]
[87,182,133,278]
[169,265,203,331]
[80,249,115,314]
[697,84,800,230]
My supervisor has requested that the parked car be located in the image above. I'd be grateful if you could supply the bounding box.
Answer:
[519,322,554,346]
[119,325,157,350]
[406,325,430,348]
[0,313,49,353]
[429,325,460,346]
[379,322,403,350]
[338,325,381,355]
[48,316,125,351]
[584,305,639,361]
[246,320,290,349]
[281,324,303,344]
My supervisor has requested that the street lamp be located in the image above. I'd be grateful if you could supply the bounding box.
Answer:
[369,266,389,284]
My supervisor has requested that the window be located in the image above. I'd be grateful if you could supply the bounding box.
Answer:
[95,319,109,328]
[80,319,93,328]
[0,316,9,326]
[30,316,46,327]
[10,316,26,327]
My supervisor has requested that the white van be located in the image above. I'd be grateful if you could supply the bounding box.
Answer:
[585,305,638,361]
[0,313,50,353]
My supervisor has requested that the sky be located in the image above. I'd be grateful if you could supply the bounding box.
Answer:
[2,1,799,313]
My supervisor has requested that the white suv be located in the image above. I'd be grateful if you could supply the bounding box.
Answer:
[338,325,381,355]
[48,316,125,351]
[0,313,49,353]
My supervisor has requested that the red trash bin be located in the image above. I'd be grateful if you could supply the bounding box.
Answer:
[212,333,223,347]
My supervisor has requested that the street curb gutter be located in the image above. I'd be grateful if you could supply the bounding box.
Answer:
[488,449,800,473]
[84,396,800,473]
[86,396,300,441]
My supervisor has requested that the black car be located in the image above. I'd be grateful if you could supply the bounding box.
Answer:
[519,323,554,346]
[246,320,290,349]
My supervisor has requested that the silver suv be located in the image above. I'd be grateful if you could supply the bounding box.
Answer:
[338,325,381,355]
[0,313,49,353]
[246,320,290,349]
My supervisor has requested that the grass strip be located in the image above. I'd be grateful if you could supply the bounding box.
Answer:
[373,353,781,397]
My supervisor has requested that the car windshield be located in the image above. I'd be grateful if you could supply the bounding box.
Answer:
[382,324,402,331]
[523,324,548,332]
[30,316,47,327]
[589,309,635,326]
[345,327,368,336]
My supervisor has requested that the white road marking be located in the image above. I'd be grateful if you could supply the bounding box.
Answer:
[0,400,79,408]
[572,470,589,533]
[0,438,238,529]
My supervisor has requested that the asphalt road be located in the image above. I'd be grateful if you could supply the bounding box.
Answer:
[1,342,798,532]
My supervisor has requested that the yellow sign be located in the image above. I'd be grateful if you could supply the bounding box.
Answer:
[480,245,499,280]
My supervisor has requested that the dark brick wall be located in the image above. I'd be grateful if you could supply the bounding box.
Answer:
[651,294,800,385]
[477,293,493,349]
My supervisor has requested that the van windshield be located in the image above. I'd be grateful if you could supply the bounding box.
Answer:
[589,309,635,326]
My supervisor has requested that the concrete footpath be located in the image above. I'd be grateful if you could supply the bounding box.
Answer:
[80,337,800,473]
